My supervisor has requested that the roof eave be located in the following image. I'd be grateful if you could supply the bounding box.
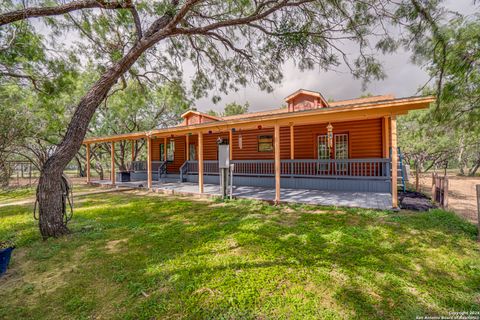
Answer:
[83,95,434,144]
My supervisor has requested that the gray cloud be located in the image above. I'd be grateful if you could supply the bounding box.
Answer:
[195,0,476,113]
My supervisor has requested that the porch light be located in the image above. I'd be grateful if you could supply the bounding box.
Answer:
[208,130,212,134]
[327,123,333,150]
[257,125,262,130]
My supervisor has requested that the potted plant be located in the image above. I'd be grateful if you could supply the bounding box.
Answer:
[0,239,15,276]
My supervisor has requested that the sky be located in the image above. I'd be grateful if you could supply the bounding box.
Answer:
[194,0,476,113]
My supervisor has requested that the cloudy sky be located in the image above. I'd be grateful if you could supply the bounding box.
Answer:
[195,0,476,113]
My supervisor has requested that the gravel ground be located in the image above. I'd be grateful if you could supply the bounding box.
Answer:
[415,173,480,224]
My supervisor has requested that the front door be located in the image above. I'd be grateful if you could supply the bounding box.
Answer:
[334,134,348,173]
[317,135,330,174]
[189,143,196,161]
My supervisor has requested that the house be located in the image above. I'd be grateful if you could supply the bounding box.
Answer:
[83,89,434,208]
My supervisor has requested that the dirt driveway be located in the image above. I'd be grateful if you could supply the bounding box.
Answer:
[416,173,480,223]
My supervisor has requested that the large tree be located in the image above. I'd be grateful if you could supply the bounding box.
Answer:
[398,9,480,179]
[0,0,448,238]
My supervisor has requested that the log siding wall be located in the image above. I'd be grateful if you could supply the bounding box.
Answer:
[151,118,384,173]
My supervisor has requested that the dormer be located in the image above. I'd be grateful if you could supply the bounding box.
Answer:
[180,110,221,126]
[285,89,329,112]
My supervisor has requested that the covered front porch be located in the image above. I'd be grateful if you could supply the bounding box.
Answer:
[83,116,400,208]
[80,93,440,209]
[90,179,392,210]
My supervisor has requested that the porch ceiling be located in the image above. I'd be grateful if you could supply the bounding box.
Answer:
[83,95,434,144]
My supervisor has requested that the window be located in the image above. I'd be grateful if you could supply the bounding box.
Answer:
[258,135,273,152]
[167,139,175,161]
[317,135,330,160]
[335,134,348,172]
[317,135,330,173]
[334,134,348,159]
[160,144,165,161]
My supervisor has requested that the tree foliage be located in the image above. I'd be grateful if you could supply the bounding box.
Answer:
[399,9,480,178]
[207,101,249,117]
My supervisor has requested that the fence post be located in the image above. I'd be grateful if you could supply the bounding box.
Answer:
[476,185,480,243]
[444,175,449,208]
[431,172,436,202]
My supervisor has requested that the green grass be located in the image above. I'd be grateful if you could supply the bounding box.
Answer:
[0,190,479,319]
[0,187,35,202]
[0,183,103,205]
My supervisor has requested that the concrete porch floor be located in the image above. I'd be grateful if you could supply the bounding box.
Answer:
[91,179,392,210]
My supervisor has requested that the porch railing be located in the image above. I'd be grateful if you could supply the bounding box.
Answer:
[130,160,166,173]
[182,159,390,179]
[158,161,167,177]
[131,161,147,171]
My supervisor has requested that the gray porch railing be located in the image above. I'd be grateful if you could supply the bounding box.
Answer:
[130,160,167,181]
[158,161,167,177]
[181,159,390,179]
[131,160,166,172]
[280,159,390,179]
[131,160,147,171]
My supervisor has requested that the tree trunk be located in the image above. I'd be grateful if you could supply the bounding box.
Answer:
[37,166,70,238]
[37,31,168,238]
[120,141,126,171]
[74,155,85,177]
[98,163,104,180]
[0,158,10,187]
[469,157,480,176]
[415,160,419,192]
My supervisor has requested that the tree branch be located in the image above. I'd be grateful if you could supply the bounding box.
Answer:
[0,0,131,26]
[126,0,143,41]
[0,71,45,92]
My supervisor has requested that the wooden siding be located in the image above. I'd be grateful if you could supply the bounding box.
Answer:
[293,118,383,159]
[150,118,383,173]
[151,136,186,173]
[231,127,290,160]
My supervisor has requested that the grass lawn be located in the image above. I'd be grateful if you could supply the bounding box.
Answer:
[0,183,103,206]
[0,189,479,319]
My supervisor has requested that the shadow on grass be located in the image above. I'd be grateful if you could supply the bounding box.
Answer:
[0,193,479,320]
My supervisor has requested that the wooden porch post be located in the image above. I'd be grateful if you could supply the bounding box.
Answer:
[186,134,190,161]
[383,116,390,158]
[198,132,204,193]
[131,140,135,162]
[147,136,152,189]
[86,143,91,183]
[391,116,398,208]
[111,141,116,185]
[274,122,281,204]
[290,123,294,159]
[229,129,233,160]
[164,137,167,161]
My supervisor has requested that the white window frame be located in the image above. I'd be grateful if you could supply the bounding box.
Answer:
[334,134,349,173]
[317,135,330,174]
[167,139,175,161]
